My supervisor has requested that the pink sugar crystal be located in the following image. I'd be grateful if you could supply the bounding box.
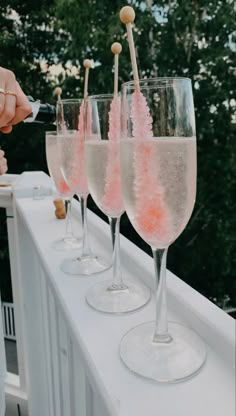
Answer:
[108,96,120,142]
[58,177,70,194]
[130,92,173,243]
[78,100,84,136]
[101,97,123,216]
[133,142,173,244]
[131,90,153,139]
[74,99,90,195]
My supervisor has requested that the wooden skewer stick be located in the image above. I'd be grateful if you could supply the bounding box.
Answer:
[111,42,122,97]
[54,86,65,130]
[83,59,93,99]
[120,6,140,91]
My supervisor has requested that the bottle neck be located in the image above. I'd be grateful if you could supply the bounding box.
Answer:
[24,101,56,124]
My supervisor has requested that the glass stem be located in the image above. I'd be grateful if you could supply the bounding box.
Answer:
[109,217,115,249]
[109,217,126,290]
[80,194,92,258]
[152,247,172,344]
[64,197,74,241]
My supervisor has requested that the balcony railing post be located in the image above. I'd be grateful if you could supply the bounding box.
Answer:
[0,292,6,416]
[6,203,28,394]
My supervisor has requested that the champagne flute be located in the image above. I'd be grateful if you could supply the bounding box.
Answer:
[56,99,111,275]
[84,94,150,313]
[119,78,206,382]
[45,131,81,251]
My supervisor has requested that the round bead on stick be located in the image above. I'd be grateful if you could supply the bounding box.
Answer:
[119,5,139,90]
[111,42,122,96]
[111,42,122,55]
[119,6,135,24]
[83,59,93,69]
[54,86,62,102]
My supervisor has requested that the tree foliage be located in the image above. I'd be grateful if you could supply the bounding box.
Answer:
[0,0,235,308]
[55,0,236,307]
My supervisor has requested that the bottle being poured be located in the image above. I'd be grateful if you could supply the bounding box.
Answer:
[24,96,56,124]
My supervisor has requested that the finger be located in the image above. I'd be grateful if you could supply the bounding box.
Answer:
[0,90,6,118]
[0,70,16,128]
[0,67,8,117]
[0,157,8,175]
[10,82,32,125]
[0,125,13,134]
[0,164,8,175]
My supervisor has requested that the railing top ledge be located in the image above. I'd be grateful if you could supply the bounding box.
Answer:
[3,171,236,416]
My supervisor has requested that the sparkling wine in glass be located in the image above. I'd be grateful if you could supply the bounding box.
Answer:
[84,94,150,313]
[45,131,81,251]
[56,99,111,275]
[119,78,206,382]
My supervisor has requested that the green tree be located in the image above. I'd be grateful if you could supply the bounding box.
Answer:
[0,0,61,300]
[55,0,236,308]
[0,0,235,310]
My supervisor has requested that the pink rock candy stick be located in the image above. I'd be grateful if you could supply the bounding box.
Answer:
[101,43,123,217]
[101,96,123,216]
[120,6,173,243]
[75,59,93,195]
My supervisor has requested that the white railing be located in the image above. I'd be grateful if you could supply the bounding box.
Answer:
[0,293,6,416]
[0,174,29,416]
[0,171,235,416]
[1,302,16,341]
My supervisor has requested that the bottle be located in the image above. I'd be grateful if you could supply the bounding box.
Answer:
[24,97,56,124]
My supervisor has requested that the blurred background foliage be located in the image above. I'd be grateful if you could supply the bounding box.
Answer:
[0,0,235,312]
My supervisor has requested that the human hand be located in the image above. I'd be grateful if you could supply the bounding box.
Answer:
[0,149,7,174]
[0,66,32,133]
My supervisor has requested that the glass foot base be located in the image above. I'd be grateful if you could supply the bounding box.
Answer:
[120,321,206,383]
[61,254,111,276]
[52,237,82,251]
[86,279,151,314]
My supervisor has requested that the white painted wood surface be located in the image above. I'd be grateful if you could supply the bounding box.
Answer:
[12,172,236,416]
[1,303,16,340]
[0,174,30,415]
[1,171,235,416]
[0,293,6,416]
